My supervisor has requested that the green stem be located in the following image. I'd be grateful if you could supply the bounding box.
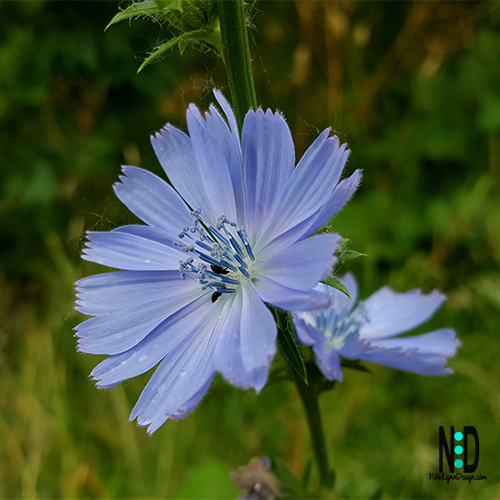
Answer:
[217,0,257,131]
[288,357,332,489]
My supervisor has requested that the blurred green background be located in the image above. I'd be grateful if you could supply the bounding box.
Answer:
[1,1,499,498]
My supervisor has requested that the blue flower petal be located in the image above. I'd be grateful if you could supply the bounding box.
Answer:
[241,108,295,246]
[213,89,239,139]
[76,276,201,355]
[257,214,319,260]
[367,328,460,357]
[82,228,184,270]
[165,374,215,422]
[75,270,180,315]
[294,314,324,346]
[213,293,268,391]
[204,106,245,222]
[76,299,183,355]
[186,103,239,222]
[113,166,192,238]
[111,224,174,245]
[91,293,214,388]
[352,329,460,375]
[254,275,332,311]
[205,92,245,222]
[313,344,343,382]
[255,233,341,291]
[258,170,361,258]
[271,134,349,238]
[240,281,277,372]
[359,287,446,339]
[129,306,220,434]
[302,169,362,235]
[151,125,219,221]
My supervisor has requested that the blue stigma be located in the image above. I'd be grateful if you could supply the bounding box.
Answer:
[177,210,256,298]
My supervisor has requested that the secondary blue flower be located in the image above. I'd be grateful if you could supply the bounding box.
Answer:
[294,273,460,381]
[75,90,361,434]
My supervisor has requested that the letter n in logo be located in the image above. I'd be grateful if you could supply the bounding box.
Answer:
[439,426,454,473]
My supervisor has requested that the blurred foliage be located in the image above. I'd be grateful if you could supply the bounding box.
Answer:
[1,0,500,498]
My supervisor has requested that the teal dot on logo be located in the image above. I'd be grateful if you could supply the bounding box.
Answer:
[455,445,463,454]
[455,459,463,468]
[455,432,463,441]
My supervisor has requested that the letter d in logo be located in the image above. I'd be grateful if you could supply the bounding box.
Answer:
[464,426,479,473]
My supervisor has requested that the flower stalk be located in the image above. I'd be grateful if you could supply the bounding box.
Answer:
[216,1,333,490]
[289,362,333,489]
[216,0,257,131]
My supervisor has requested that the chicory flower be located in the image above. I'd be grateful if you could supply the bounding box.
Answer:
[75,90,360,433]
[294,273,459,381]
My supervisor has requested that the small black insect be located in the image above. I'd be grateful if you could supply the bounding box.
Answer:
[211,264,229,275]
[211,291,222,303]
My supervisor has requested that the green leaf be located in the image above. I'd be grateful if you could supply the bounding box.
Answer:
[106,1,164,30]
[163,0,209,32]
[106,0,215,32]
[339,249,366,263]
[137,27,221,72]
[137,33,189,72]
[335,238,366,266]
[155,0,184,9]
[106,0,222,70]
[321,276,351,300]
[274,310,307,385]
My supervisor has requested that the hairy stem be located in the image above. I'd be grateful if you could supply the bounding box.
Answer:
[217,0,257,131]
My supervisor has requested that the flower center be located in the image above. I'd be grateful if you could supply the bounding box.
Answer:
[318,303,367,351]
[175,210,256,301]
